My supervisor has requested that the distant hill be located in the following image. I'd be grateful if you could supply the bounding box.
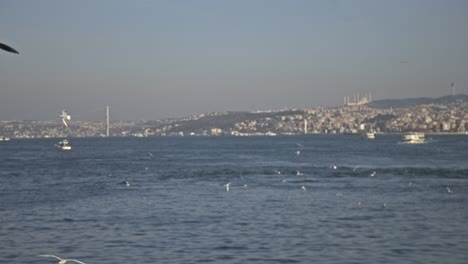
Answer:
[161,109,305,133]
[368,94,468,109]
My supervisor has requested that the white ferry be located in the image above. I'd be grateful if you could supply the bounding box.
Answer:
[402,132,425,144]
[56,139,72,150]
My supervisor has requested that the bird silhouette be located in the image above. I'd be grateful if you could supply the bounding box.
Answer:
[0,42,19,54]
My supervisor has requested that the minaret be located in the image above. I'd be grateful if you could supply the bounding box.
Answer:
[106,105,110,137]
[304,119,308,135]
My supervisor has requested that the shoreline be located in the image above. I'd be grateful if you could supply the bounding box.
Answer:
[2,132,468,140]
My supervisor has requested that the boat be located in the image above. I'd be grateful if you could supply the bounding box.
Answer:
[56,139,72,150]
[363,132,376,139]
[0,136,10,141]
[402,132,425,144]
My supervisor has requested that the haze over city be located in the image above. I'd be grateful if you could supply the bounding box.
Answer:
[1,0,467,121]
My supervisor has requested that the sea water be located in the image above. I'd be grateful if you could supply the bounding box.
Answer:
[1,135,467,263]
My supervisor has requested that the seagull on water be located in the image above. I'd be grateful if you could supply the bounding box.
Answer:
[370,171,376,177]
[39,255,86,264]
[446,187,453,194]
[295,150,301,156]
[330,164,338,170]
[224,182,231,191]
[296,170,304,176]
[301,186,307,191]
[119,180,130,187]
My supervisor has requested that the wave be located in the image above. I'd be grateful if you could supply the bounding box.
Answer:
[149,165,468,182]
[329,166,468,178]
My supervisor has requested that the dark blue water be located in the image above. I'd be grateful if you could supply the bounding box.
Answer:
[1,135,467,263]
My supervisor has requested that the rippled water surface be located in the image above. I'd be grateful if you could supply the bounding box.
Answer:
[1,135,467,263]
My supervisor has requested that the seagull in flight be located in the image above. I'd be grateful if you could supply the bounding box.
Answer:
[39,255,86,264]
[60,110,71,128]
[0,42,19,54]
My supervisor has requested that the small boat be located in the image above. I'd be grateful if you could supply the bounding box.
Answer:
[402,132,425,144]
[363,132,375,139]
[0,136,10,141]
[56,139,72,150]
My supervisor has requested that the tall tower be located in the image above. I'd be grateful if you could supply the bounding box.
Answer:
[304,119,308,135]
[106,105,110,137]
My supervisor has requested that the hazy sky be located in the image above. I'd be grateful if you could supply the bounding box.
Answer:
[1,0,467,121]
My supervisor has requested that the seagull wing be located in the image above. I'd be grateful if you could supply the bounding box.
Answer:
[39,255,63,260]
[67,259,87,264]
[0,43,19,54]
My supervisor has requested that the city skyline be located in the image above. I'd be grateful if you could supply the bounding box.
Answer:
[1,0,468,121]
[2,95,467,138]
